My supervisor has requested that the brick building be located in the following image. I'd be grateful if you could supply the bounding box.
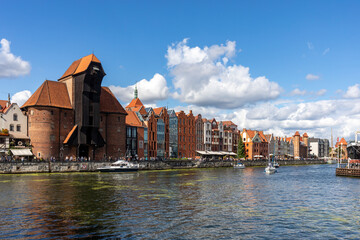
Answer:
[22,54,127,160]
[241,128,269,160]
[176,110,195,158]
[293,131,309,159]
[125,89,169,159]
[125,110,145,159]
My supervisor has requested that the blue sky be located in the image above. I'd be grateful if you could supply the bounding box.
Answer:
[1,0,360,141]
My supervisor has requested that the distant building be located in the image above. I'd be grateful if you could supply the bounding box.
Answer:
[125,89,169,159]
[335,138,348,160]
[125,110,145,159]
[22,54,127,160]
[168,110,178,158]
[293,131,309,159]
[0,97,30,157]
[195,114,204,152]
[309,137,329,158]
[241,129,269,160]
[176,110,195,158]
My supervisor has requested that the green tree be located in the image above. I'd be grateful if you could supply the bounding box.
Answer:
[237,137,246,159]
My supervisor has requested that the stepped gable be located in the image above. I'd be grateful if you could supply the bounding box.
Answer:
[59,54,101,80]
[21,80,72,109]
[100,87,127,114]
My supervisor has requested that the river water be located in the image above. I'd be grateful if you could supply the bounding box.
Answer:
[0,164,359,239]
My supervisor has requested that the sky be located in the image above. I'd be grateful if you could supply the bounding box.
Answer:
[1,0,360,143]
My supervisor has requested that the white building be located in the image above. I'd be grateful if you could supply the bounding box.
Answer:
[0,98,31,157]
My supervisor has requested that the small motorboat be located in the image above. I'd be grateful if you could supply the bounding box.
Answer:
[97,160,139,172]
[274,162,280,168]
[265,162,277,174]
[233,162,245,169]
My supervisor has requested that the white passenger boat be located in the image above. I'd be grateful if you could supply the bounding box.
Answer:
[233,162,245,169]
[265,162,277,174]
[97,160,139,172]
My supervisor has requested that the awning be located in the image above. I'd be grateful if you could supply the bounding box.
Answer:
[10,149,33,156]
[196,151,237,156]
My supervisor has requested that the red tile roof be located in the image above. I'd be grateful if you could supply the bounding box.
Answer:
[126,111,143,127]
[21,80,72,109]
[100,87,127,114]
[153,107,164,115]
[59,54,101,80]
[294,131,300,136]
[303,132,308,137]
[222,121,237,127]
[126,98,144,109]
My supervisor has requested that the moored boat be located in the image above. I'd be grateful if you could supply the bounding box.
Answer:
[233,162,245,169]
[97,160,139,172]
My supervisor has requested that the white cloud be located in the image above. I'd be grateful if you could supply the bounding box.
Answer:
[291,88,307,96]
[11,90,32,107]
[306,74,320,80]
[307,42,314,50]
[166,39,281,108]
[323,48,330,55]
[343,84,360,99]
[220,98,360,140]
[0,39,31,78]
[316,89,327,96]
[109,73,169,104]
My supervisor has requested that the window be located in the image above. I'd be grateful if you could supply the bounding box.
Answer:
[10,124,14,131]
[16,125,21,132]
[50,110,54,115]
[13,114,18,121]
[118,116,121,122]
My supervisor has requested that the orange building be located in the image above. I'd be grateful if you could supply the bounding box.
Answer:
[176,110,195,158]
[125,110,144,159]
[293,131,309,159]
[241,128,269,160]
[335,137,348,159]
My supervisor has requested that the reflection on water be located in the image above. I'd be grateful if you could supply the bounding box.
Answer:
[0,165,359,239]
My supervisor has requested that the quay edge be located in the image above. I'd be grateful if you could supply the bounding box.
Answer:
[0,159,326,174]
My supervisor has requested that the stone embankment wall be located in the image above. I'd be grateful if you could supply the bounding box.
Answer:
[0,159,325,174]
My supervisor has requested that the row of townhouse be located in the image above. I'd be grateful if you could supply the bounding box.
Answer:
[3,54,332,161]
[124,87,240,159]
[241,129,329,160]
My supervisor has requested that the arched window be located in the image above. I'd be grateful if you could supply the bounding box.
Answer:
[13,114,18,121]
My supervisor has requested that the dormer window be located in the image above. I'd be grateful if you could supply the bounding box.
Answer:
[13,114,18,121]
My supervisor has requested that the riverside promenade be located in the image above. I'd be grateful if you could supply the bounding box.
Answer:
[0,159,326,174]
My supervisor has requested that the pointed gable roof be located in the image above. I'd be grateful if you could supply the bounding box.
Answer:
[22,80,72,109]
[100,87,127,114]
[153,107,164,115]
[59,54,101,80]
[126,98,144,109]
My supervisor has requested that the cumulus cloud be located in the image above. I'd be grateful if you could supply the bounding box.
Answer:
[306,74,320,80]
[109,73,169,104]
[0,39,31,78]
[218,97,360,140]
[166,39,281,108]
[343,84,360,99]
[11,90,32,107]
[291,88,307,96]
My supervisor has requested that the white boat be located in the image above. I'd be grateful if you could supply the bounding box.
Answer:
[233,163,245,169]
[265,162,277,174]
[97,160,139,172]
[274,162,280,168]
[326,158,337,164]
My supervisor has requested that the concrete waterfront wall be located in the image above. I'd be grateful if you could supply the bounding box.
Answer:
[0,159,325,174]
